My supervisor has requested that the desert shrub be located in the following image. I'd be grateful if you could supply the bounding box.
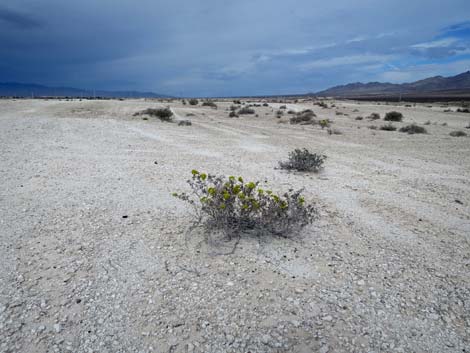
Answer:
[424,120,431,125]
[441,122,448,126]
[288,110,296,114]
[327,128,342,135]
[173,171,317,237]
[182,99,187,105]
[319,119,330,129]
[229,105,238,111]
[449,130,467,137]
[355,116,363,120]
[457,108,470,113]
[233,99,241,104]
[290,109,316,124]
[276,110,284,117]
[186,113,195,117]
[279,105,287,109]
[202,101,217,109]
[465,123,470,129]
[238,107,255,115]
[263,103,269,107]
[314,101,328,109]
[368,125,378,130]
[134,108,173,122]
[367,113,380,120]
[279,148,326,172]
[335,111,344,116]
[379,123,397,131]
[399,124,427,134]
[178,120,192,126]
[229,111,239,118]
[384,111,403,122]
[189,99,199,106]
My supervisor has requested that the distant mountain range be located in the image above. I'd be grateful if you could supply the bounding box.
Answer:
[0,82,170,98]
[315,71,470,98]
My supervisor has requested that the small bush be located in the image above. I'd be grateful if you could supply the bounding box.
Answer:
[134,108,173,122]
[290,109,316,124]
[173,171,317,237]
[276,110,284,117]
[202,101,217,109]
[279,105,287,110]
[380,124,397,131]
[279,148,326,172]
[178,120,192,126]
[319,119,330,129]
[424,120,431,125]
[229,111,239,118]
[233,99,241,104]
[287,110,296,115]
[457,108,470,113]
[189,99,199,106]
[399,124,427,134]
[263,103,269,107]
[182,99,187,105]
[186,113,195,117]
[368,125,378,130]
[314,101,328,109]
[449,130,467,137]
[355,116,363,120]
[238,107,255,115]
[465,123,470,129]
[367,113,380,120]
[384,111,403,122]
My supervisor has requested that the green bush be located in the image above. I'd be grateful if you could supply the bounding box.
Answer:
[173,171,317,237]
[133,108,173,122]
[319,119,330,129]
[279,148,326,172]
[379,123,397,131]
[189,99,199,105]
[399,124,427,134]
[384,111,403,122]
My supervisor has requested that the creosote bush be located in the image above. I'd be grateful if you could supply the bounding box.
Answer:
[399,124,427,134]
[279,148,326,172]
[173,171,317,237]
[188,99,199,105]
[228,111,239,118]
[133,108,173,122]
[384,111,403,122]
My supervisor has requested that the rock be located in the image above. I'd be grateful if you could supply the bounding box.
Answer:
[261,334,272,345]
[53,323,61,333]
[357,280,365,286]
[295,288,304,294]
[322,315,333,322]
[226,281,234,286]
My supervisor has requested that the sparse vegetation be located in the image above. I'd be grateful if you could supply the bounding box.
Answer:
[327,128,342,135]
[399,124,427,134]
[368,125,378,130]
[384,111,403,122]
[279,148,326,172]
[202,101,217,109]
[279,105,287,110]
[173,171,317,237]
[189,99,199,106]
[238,107,255,115]
[449,130,467,137]
[233,99,241,104]
[229,111,239,118]
[355,116,363,120]
[133,107,173,122]
[367,113,380,120]
[457,108,470,113]
[319,119,330,129]
[289,109,316,124]
[379,123,397,131]
[262,103,269,107]
[178,120,192,126]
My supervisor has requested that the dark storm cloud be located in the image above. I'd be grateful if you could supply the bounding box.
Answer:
[1,0,470,96]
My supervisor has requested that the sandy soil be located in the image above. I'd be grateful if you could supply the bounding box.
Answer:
[1,98,469,353]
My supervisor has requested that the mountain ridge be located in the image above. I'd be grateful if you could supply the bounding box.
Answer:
[315,71,470,97]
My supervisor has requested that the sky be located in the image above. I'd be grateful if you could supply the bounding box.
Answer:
[1,0,470,97]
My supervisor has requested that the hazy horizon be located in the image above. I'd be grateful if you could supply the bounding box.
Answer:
[1,1,470,96]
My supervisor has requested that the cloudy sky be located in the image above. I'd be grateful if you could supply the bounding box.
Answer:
[1,0,470,96]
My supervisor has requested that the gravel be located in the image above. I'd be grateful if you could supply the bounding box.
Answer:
[0,98,469,352]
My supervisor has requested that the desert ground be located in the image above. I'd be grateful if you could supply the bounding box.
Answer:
[1,98,469,353]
